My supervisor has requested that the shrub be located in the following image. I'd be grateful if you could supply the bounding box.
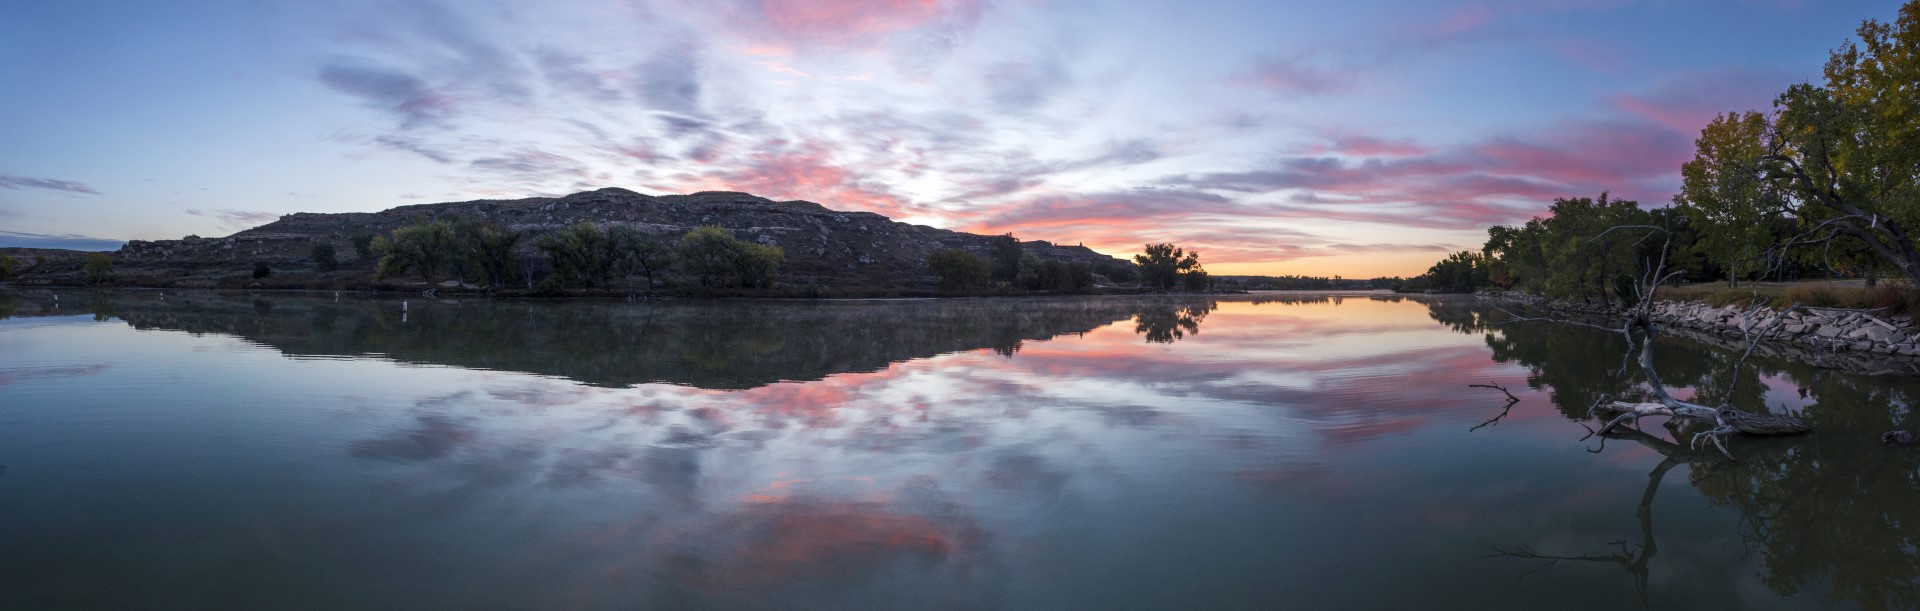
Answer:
[311,243,338,271]
[83,253,114,285]
[253,261,272,279]
[349,233,376,261]
[927,249,989,294]
[0,253,15,280]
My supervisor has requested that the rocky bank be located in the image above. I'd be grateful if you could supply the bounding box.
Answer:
[1504,294,1920,376]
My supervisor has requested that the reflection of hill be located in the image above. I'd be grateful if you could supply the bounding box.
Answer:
[1,290,1220,389]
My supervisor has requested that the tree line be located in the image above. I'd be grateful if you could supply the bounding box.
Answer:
[926,235,1213,295]
[1408,2,1919,299]
[361,217,784,293]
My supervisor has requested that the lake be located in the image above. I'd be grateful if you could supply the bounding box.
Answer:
[2,289,1917,610]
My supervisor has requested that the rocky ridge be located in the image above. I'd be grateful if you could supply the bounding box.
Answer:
[13,188,1126,289]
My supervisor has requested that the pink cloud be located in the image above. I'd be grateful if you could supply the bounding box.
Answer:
[667,139,919,218]
[1608,69,1796,136]
[759,0,975,41]
[1236,56,1352,95]
[1309,132,1433,157]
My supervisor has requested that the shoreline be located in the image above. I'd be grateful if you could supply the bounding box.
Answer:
[1490,292,1920,376]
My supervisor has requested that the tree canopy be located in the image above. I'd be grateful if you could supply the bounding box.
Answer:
[1135,243,1203,291]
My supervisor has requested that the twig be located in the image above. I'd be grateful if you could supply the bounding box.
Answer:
[1468,382,1522,431]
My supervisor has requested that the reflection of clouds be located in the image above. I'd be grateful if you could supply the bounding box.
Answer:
[285,296,1562,604]
[349,414,477,462]
[0,364,110,385]
[555,478,995,609]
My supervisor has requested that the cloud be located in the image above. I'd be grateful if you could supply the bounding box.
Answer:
[633,42,705,114]
[469,148,590,184]
[372,135,455,164]
[318,62,454,129]
[730,0,982,47]
[185,208,282,230]
[533,46,623,102]
[0,230,125,251]
[1609,69,1796,135]
[0,173,99,194]
[675,139,915,217]
[985,58,1071,111]
[967,189,1243,231]
[1308,132,1432,157]
[1166,118,1692,230]
[1235,55,1352,95]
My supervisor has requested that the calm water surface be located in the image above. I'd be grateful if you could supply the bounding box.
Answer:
[3,289,1919,610]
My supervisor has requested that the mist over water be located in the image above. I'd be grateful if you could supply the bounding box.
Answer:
[2,290,1916,609]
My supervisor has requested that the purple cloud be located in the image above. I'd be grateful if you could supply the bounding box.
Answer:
[0,173,99,194]
[318,62,454,129]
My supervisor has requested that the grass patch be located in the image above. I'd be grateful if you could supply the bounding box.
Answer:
[1656,280,1920,315]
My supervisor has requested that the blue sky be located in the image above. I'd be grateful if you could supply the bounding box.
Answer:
[0,0,1903,275]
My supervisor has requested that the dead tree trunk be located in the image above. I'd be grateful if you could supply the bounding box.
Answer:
[1507,225,1810,460]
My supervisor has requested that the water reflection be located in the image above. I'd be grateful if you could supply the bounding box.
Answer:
[0,290,1225,388]
[4,289,1920,608]
[1460,300,1920,610]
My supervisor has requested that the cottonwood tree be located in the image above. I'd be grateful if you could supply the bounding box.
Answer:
[373,221,458,285]
[678,226,784,288]
[927,249,990,294]
[540,222,614,289]
[1135,243,1202,291]
[608,226,675,293]
[467,225,521,290]
[1676,112,1780,287]
[1683,3,1920,285]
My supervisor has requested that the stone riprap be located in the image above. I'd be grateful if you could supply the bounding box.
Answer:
[1496,293,1920,376]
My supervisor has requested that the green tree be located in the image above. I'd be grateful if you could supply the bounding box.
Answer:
[1695,3,1920,286]
[1098,261,1139,285]
[349,233,376,263]
[736,241,784,289]
[373,220,458,284]
[1423,251,1489,293]
[987,233,1023,283]
[679,226,737,287]
[311,243,339,272]
[1182,268,1212,292]
[1015,251,1043,289]
[0,253,16,281]
[540,222,614,289]
[928,249,990,294]
[468,226,521,290]
[1676,112,1780,287]
[1134,243,1202,291]
[608,226,676,291]
[83,253,113,285]
[677,226,784,288]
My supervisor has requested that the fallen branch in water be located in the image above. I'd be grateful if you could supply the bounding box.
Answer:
[1468,382,1521,432]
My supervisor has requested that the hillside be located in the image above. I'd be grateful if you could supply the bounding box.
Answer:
[3,188,1126,291]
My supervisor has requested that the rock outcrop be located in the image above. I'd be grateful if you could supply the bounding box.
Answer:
[8,188,1127,290]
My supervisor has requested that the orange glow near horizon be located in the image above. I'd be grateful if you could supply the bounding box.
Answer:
[1079,246,1454,279]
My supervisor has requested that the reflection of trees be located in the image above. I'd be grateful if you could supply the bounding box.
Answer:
[1487,427,1794,609]
[1133,300,1214,343]
[0,291,1213,389]
[1456,299,1920,609]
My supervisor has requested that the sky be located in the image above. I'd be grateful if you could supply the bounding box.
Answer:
[0,0,1905,277]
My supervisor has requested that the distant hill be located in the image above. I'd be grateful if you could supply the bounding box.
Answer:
[2,188,1126,291]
